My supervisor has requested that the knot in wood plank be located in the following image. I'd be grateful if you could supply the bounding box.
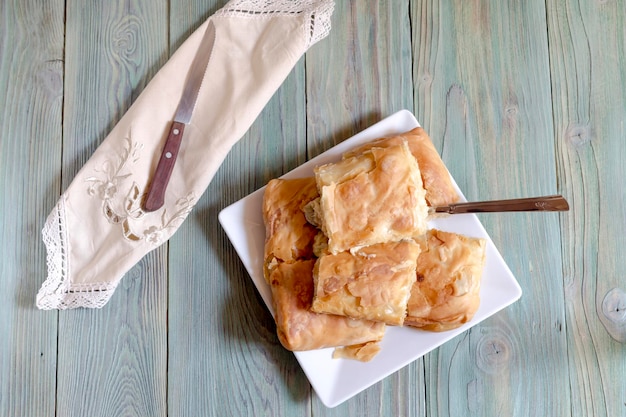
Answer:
[565,123,592,148]
[600,287,626,343]
[107,15,142,69]
[419,71,433,87]
[475,328,513,374]
[505,105,518,116]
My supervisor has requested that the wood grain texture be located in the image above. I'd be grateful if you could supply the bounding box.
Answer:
[547,0,626,416]
[412,1,569,416]
[0,1,64,416]
[306,0,414,155]
[56,1,169,416]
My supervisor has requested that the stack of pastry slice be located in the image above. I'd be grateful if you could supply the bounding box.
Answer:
[263,177,386,360]
[262,127,487,362]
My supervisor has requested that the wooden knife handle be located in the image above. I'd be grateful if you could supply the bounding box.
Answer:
[143,121,186,212]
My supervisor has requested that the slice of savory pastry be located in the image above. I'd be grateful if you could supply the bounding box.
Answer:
[262,177,320,281]
[405,229,486,331]
[314,142,428,254]
[344,127,459,207]
[269,259,386,351]
[311,240,421,326]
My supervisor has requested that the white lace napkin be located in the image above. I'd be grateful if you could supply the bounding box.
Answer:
[37,0,335,309]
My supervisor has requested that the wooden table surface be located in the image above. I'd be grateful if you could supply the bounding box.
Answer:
[2,1,625,416]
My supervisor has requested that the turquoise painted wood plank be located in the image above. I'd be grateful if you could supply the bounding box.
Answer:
[305,2,426,415]
[55,2,169,416]
[168,1,223,52]
[0,1,64,416]
[166,2,311,416]
[306,0,414,154]
[547,0,626,415]
[412,1,568,416]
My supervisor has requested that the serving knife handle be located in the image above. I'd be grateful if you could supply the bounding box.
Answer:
[144,121,186,212]
[434,195,569,214]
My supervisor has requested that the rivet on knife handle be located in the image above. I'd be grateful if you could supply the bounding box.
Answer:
[144,121,186,212]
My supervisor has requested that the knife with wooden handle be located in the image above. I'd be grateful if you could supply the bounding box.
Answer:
[144,21,217,212]
[431,195,569,214]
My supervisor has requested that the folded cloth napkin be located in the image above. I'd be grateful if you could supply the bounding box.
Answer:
[37,0,335,310]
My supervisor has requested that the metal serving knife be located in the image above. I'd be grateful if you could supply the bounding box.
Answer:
[144,21,217,212]
[431,195,569,214]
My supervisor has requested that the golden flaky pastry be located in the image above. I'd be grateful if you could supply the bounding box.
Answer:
[314,143,428,254]
[406,229,486,331]
[269,260,386,351]
[345,127,459,207]
[311,240,421,325]
[332,341,381,362]
[262,178,320,281]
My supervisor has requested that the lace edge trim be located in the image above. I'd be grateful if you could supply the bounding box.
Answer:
[37,196,119,310]
[216,0,335,47]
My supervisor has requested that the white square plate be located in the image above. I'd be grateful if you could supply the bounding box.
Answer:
[218,110,522,408]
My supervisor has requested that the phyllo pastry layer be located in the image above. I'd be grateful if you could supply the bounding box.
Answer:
[269,260,386,351]
[262,177,320,281]
[311,240,421,326]
[345,127,459,207]
[406,229,486,331]
[314,143,428,254]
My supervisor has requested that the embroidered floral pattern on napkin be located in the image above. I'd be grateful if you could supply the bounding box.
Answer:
[84,133,194,244]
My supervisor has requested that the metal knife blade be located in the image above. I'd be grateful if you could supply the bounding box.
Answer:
[144,21,217,212]
[431,195,569,214]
